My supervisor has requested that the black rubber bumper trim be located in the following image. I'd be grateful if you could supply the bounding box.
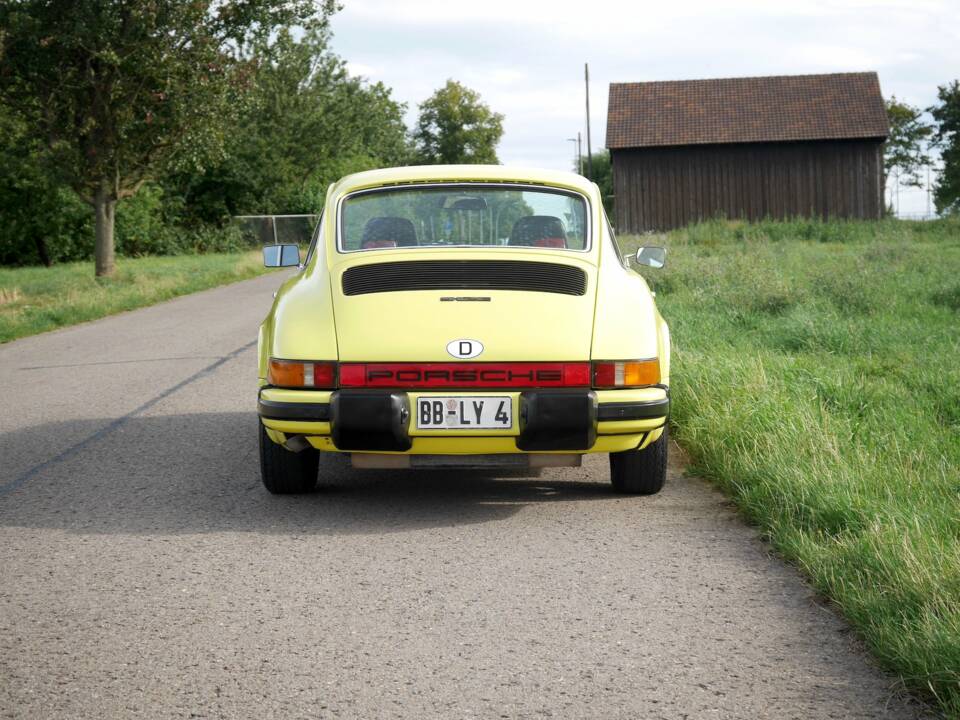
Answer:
[330,390,412,451]
[597,398,670,421]
[517,390,598,451]
[258,399,331,422]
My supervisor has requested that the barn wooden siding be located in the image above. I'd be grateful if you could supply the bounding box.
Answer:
[611,139,884,233]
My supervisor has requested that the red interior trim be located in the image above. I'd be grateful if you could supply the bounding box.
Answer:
[534,237,566,248]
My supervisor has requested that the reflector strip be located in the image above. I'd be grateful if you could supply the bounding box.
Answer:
[339,362,591,389]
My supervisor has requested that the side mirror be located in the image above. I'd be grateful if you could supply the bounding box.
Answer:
[263,244,300,268]
[635,246,666,269]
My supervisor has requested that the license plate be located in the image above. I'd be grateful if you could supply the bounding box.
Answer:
[416,396,512,430]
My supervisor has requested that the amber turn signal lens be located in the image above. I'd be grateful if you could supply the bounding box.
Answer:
[592,359,660,388]
[268,359,336,388]
[623,360,660,386]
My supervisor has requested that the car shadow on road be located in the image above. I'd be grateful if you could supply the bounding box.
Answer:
[0,412,623,537]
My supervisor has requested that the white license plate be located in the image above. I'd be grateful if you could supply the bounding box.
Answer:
[416,396,512,430]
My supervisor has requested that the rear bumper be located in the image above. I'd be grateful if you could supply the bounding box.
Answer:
[258,393,669,423]
[257,386,668,454]
[596,398,670,420]
[258,398,331,421]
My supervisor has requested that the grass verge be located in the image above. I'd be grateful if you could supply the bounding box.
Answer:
[0,251,272,343]
[621,217,960,716]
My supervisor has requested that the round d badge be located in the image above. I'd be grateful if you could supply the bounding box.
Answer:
[446,339,483,359]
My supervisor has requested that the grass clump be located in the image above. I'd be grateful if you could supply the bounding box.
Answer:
[621,217,960,715]
[0,251,272,343]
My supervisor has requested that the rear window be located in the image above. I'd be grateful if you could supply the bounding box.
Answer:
[338,184,589,253]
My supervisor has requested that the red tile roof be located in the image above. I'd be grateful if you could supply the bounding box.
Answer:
[606,72,888,149]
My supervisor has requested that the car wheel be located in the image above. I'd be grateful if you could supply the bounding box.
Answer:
[259,422,319,494]
[609,425,668,495]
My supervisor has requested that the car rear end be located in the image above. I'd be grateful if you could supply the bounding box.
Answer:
[257,167,669,491]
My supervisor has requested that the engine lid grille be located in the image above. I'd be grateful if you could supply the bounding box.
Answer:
[341,260,588,296]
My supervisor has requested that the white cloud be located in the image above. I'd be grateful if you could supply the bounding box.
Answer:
[787,45,884,69]
[345,61,379,79]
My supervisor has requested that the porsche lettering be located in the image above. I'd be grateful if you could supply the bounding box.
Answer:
[368,369,562,383]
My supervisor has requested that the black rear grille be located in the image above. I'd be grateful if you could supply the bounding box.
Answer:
[342,260,588,296]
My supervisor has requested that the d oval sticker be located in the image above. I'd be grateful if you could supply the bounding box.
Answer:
[446,339,484,359]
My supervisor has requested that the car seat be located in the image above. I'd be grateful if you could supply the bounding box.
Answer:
[360,217,418,249]
[508,216,567,248]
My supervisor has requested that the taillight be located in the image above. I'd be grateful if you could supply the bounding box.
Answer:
[267,359,337,388]
[592,359,660,388]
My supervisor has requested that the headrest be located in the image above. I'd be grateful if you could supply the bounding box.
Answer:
[361,216,417,248]
[508,216,567,247]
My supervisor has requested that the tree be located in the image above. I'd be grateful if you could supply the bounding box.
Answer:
[884,97,934,189]
[0,0,331,276]
[576,150,613,217]
[0,105,93,266]
[173,26,410,222]
[930,80,960,214]
[413,80,504,165]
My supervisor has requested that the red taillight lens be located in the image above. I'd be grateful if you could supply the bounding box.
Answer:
[562,362,591,386]
[593,361,616,388]
[338,363,365,387]
[267,359,337,388]
[309,362,336,388]
[592,360,660,388]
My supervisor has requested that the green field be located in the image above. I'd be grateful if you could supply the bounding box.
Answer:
[0,251,272,343]
[621,217,960,715]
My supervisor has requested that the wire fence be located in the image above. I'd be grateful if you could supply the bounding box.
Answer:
[885,162,943,221]
[231,214,319,247]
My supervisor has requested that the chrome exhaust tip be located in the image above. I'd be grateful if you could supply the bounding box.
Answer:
[282,435,312,453]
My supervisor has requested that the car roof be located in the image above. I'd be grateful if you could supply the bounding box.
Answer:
[328,165,597,199]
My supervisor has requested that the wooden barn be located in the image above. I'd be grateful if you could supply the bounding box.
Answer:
[605,72,889,232]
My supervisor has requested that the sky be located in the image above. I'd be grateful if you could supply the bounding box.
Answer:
[329,0,960,215]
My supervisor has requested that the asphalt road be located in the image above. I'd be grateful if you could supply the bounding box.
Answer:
[0,272,927,719]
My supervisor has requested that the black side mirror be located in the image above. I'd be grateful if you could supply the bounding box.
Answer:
[263,244,300,268]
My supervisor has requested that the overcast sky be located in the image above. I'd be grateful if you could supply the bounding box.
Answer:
[330,0,959,214]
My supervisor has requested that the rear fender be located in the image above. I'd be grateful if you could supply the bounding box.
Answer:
[258,262,339,381]
[590,248,660,363]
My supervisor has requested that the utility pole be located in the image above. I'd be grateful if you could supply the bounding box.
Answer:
[567,137,579,173]
[927,165,932,218]
[566,133,584,174]
[585,63,593,181]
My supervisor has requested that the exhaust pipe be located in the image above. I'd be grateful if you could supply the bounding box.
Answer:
[282,435,312,453]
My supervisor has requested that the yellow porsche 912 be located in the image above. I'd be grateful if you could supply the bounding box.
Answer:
[257,165,670,495]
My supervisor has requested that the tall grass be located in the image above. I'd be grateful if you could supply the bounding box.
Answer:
[0,251,272,343]
[621,216,960,716]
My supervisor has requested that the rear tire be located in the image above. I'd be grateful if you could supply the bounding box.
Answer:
[259,422,319,494]
[610,425,668,495]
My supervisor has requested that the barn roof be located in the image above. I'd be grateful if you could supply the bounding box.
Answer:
[606,72,888,149]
